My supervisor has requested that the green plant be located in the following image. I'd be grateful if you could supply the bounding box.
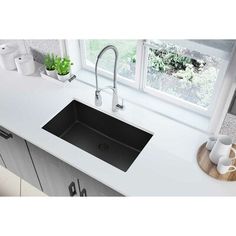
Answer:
[154,56,166,72]
[44,53,56,71]
[163,52,191,70]
[149,50,166,72]
[54,57,73,75]
[149,47,206,78]
[174,64,195,81]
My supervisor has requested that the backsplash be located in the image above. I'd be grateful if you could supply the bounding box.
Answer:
[0,40,61,64]
[220,90,236,143]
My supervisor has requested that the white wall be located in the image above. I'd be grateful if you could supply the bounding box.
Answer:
[0,40,61,63]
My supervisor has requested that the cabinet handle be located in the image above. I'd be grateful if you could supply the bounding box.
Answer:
[0,129,13,140]
[77,179,87,197]
[68,181,77,196]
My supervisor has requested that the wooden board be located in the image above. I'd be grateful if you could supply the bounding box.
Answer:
[197,143,236,181]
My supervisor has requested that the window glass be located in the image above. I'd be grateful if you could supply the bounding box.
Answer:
[84,40,137,80]
[146,40,224,108]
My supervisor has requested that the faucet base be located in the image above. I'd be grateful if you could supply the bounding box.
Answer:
[95,91,102,107]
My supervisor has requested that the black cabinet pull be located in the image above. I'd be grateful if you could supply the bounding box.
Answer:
[77,179,87,197]
[68,181,77,196]
[0,129,13,140]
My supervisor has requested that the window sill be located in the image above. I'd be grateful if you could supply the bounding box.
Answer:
[76,69,210,133]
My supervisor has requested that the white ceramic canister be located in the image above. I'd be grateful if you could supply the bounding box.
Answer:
[209,135,236,165]
[0,44,18,70]
[206,136,217,151]
[15,54,35,75]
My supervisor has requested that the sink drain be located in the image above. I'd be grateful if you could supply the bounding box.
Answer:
[98,143,109,151]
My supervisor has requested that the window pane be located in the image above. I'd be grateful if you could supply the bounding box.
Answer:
[146,40,225,108]
[84,40,137,80]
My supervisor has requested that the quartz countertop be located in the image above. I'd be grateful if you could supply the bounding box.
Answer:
[1,65,236,196]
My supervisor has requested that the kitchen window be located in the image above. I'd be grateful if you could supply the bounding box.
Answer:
[142,40,233,115]
[74,40,235,116]
[80,40,139,87]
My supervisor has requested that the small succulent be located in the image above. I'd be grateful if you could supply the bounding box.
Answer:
[55,57,73,75]
[44,53,56,71]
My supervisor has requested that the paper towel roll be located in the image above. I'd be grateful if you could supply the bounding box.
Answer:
[0,44,18,70]
[15,54,35,75]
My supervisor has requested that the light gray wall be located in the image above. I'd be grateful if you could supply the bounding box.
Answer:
[220,113,236,143]
[0,40,61,64]
[220,91,236,143]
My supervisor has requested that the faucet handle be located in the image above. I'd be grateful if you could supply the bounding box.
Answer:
[112,92,124,112]
[116,98,124,110]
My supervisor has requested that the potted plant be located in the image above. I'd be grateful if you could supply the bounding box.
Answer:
[55,56,73,82]
[44,53,56,78]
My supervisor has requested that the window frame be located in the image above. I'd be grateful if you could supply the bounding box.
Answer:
[140,40,233,117]
[76,39,235,117]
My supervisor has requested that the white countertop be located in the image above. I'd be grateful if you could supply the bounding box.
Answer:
[1,64,236,196]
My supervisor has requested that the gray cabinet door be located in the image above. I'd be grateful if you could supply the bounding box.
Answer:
[0,153,6,168]
[70,166,122,196]
[26,142,74,196]
[0,126,41,190]
[27,141,122,196]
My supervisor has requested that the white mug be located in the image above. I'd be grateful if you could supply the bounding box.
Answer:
[206,136,217,151]
[209,135,236,165]
[217,156,236,175]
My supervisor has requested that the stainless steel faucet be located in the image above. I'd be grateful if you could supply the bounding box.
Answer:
[95,45,124,112]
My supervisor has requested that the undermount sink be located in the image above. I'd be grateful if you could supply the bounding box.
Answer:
[43,100,153,172]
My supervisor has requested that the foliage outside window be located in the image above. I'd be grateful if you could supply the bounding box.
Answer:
[146,41,222,108]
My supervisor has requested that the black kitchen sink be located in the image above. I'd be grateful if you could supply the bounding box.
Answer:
[43,100,153,172]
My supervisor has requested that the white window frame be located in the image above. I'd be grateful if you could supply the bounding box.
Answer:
[140,40,233,117]
[69,39,235,118]
[79,40,141,89]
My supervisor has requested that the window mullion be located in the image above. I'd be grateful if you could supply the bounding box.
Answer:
[79,40,87,69]
[134,40,142,90]
[135,40,147,91]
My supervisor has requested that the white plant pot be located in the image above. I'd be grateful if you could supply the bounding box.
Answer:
[57,72,70,82]
[45,68,56,78]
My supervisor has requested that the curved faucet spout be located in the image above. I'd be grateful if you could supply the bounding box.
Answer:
[95,45,118,91]
[94,45,123,112]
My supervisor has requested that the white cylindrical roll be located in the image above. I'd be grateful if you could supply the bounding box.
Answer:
[0,44,18,70]
[15,54,35,76]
